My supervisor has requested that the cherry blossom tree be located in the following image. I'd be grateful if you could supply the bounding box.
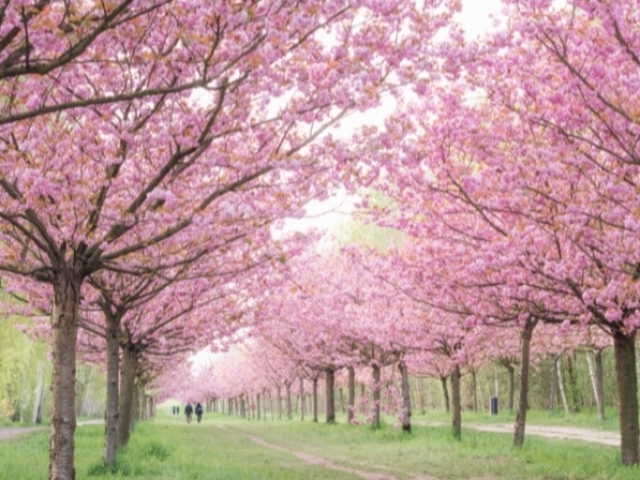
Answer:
[0,2,456,477]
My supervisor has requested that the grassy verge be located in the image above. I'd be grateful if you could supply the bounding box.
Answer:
[226,415,637,480]
[0,410,637,479]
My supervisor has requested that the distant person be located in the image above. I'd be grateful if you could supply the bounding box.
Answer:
[195,402,204,423]
[176,405,180,415]
[171,405,176,415]
[185,402,193,424]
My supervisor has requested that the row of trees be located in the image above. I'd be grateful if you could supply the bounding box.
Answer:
[5,0,640,475]
[0,1,455,478]
[171,345,621,424]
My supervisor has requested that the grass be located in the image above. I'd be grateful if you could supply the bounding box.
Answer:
[0,408,637,479]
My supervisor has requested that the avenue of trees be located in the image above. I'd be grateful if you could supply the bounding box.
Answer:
[3,0,640,478]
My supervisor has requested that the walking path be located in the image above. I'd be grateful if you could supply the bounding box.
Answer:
[0,419,103,441]
[216,424,439,480]
[416,421,620,447]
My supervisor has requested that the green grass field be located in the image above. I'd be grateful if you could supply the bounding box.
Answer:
[0,408,638,479]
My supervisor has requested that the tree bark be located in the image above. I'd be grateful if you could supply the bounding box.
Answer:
[506,364,515,412]
[418,377,425,414]
[586,348,606,421]
[277,386,282,419]
[399,360,411,432]
[49,268,83,480]
[117,347,138,448]
[471,370,478,413]
[32,362,45,425]
[347,366,355,424]
[299,377,305,421]
[371,363,381,429]
[440,376,450,413]
[513,317,537,447]
[549,355,557,411]
[556,356,570,414]
[325,367,336,424]
[103,311,120,467]
[613,328,639,466]
[312,377,318,423]
[451,365,462,441]
[566,353,580,413]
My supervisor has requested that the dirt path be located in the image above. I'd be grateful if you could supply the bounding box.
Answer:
[416,421,619,447]
[0,426,46,441]
[469,423,620,446]
[216,424,438,480]
[0,419,103,442]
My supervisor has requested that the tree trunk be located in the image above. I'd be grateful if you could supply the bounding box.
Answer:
[299,377,305,421]
[285,384,292,420]
[418,377,425,414]
[451,364,462,441]
[118,347,138,448]
[32,362,45,425]
[513,317,537,447]
[556,356,570,414]
[399,360,411,432]
[277,387,282,419]
[49,268,83,480]
[586,348,606,421]
[257,393,261,420]
[471,370,478,413]
[613,328,639,466]
[549,355,557,411]
[326,367,336,424]
[103,311,120,467]
[506,364,515,412]
[371,363,381,429]
[348,366,355,424]
[312,377,318,423]
[440,376,450,413]
[566,353,580,413]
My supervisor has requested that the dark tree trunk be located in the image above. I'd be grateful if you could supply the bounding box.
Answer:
[102,311,119,467]
[513,317,537,447]
[326,367,336,424]
[347,366,355,424]
[312,377,318,423]
[506,364,515,412]
[49,268,83,480]
[471,370,478,413]
[399,360,412,432]
[440,376,450,413]
[371,363,381,429]
[118,347,138,448]
[613,328,639,466]
[451,364,462,441]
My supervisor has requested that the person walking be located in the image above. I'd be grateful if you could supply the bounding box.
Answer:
[185,402,193,424]
[195,402,204,423]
